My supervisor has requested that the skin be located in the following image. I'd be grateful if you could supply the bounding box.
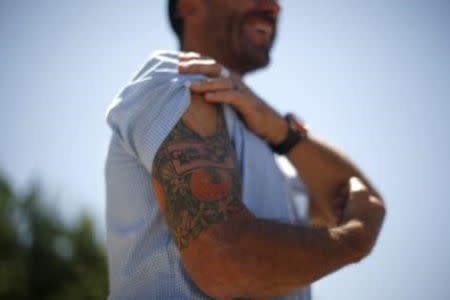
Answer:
[152,106,244,250]
[150,0,386,298]
[179,0,280,74]
[183,55,382,227]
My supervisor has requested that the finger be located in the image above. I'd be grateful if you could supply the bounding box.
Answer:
[179,58,217,68]
[190,78,234,93]
[335,205,344,225]
[204,90,252,114]
[178,52,201,61]
[204,90,246,107]
[179,60,221,77]
[334,194,347,225]
[204,90,240,104]
[349,177,368,193]
[179,59,222,77]
[335,182,350,208]
[339,181,350,196]
[335,194,347,210]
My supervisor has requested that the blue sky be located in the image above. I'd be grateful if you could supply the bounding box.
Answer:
[1,1,450,299]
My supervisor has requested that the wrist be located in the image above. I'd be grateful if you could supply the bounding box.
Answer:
[266,115,289,145]
[270,114,308,155]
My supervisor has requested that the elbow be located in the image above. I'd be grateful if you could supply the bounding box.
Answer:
[352,196,387,263]
[179,220,255,299]
[181,239,246,299]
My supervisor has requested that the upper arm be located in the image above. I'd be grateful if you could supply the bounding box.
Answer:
[151,95,252,296]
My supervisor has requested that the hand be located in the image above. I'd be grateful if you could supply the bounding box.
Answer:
[178,52,288,145]
[339,177,386,261]
[309,185,347,228]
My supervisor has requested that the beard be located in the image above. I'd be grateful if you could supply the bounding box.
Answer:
[205,9,277,75]
[231,11,277,74]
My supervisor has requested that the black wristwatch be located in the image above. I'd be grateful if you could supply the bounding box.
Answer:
[270,114,308,155]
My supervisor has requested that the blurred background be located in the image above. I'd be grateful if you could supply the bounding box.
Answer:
[1,0,449,299]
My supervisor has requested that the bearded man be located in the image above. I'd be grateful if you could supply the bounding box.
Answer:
[105,1,386,299]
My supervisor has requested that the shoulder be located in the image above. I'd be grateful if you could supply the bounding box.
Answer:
[106,50,203,126]
[105,50,208,170]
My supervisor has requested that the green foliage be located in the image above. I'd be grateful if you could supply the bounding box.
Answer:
[0,175,108,300]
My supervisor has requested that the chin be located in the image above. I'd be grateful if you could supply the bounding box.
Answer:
[244,50,271,73]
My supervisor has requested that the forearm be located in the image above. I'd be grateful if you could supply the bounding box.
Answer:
[175,59,383,297]
[289,135,380,197]
[264,113,380,201]
[188,211,360,299]
[286,134,382,224]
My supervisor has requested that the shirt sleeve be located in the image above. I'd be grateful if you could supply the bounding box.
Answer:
[106,73,193,173]
[285,176,311,223]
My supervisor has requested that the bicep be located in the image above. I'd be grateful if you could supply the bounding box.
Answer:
[151,102,246,250]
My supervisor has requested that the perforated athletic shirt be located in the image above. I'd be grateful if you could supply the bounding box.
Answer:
[105,51,311,299]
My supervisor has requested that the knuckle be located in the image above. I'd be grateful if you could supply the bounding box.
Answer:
[373,202,386,221]
[368,195,386,214]
[356,233,375,259]
[345,223,370,262]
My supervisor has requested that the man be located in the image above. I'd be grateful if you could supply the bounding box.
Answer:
[105,0,386,299]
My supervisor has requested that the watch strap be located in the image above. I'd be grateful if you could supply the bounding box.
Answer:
[270,114,307,155]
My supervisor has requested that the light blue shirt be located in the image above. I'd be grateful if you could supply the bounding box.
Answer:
[105,51,311,299]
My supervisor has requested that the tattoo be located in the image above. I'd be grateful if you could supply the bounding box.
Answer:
[153,107,244,250]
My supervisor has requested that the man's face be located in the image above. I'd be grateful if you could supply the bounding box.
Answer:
[203,0,280,74]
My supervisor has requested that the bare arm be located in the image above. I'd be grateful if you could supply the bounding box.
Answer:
[151,94,377,299]
[181,57,383,227]
[285,134,383,226]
